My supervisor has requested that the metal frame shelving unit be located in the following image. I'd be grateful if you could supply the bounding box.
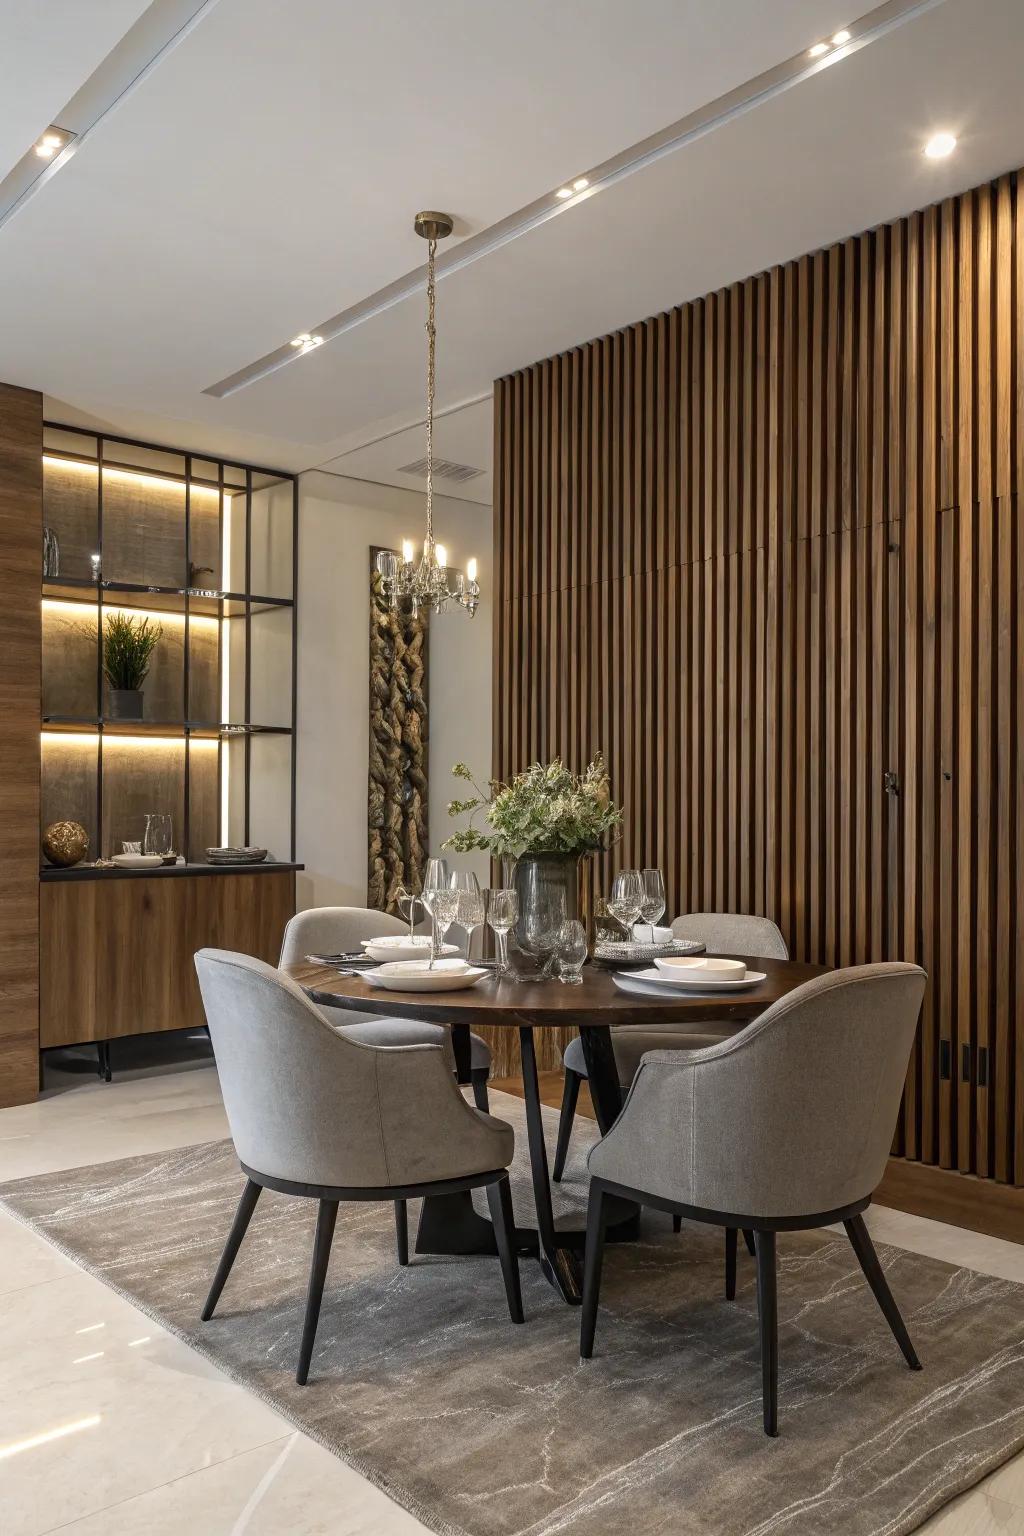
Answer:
[40,423,299,864]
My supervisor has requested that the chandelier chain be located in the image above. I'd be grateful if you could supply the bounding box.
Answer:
[424,235,437,551]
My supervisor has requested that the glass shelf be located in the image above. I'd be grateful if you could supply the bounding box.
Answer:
[41,717,293,738]
[42,579,293,618]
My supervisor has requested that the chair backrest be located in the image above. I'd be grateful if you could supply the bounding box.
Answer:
[671,911,788,960]
[661,963,925,1217]
[279,905,407,968]
[194,948,396,1187]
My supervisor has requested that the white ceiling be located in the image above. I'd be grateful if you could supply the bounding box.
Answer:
[2,0,1023,503]
[0,0,151,180]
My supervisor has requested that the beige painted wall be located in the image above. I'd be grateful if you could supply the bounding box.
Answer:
[295,470,491,912]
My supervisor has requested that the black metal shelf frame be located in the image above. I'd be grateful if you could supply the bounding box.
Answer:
[42,422,299,862]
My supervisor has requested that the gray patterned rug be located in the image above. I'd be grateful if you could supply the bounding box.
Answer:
[2,1092,1023,1536]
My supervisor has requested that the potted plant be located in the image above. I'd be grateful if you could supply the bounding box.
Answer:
[103,612,162,720]
[443,754,622,944]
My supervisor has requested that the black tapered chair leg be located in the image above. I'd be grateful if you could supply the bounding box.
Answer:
[672,1213,682,1233]
[485,1173,524,1323]
[471,1068,490,1112]
[580,1183,608,1359]
[201,1178,262,1321]
[743,1228,756,1257]
[552,1068,582,1182]
[394,1199,409,1266]
[844,1214,922,1370]
[725,1226,738,1300]
[296,1200,338,1385]
[755,1231,778,1436]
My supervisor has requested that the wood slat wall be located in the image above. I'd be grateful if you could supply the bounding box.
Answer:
[0,384,42,1109]
[493,168,1024,1184]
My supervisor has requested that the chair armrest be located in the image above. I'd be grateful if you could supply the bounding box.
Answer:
[369,1039,514,1186]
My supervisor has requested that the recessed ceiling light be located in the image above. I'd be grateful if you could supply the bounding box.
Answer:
[924,132,957,159]
[289,333,324,350]
[831,29,851,45]
[808,41,829,57]
[556,187,573,200]
[33,126,71,159]
[573,177,589,192]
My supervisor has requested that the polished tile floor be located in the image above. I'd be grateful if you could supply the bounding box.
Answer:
[1,1046,1022,1536]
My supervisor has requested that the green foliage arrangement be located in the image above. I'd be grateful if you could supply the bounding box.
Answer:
[442,754,622,860]
[103,612,162,691]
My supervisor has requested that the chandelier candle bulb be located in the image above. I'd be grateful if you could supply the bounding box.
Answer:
[402,539,415,564]
[467,557,477,582]
[436,544,447,568]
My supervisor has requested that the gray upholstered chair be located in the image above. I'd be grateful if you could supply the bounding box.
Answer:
[553,912,789,1181]
[194,949,522,1385]
[580,962,926,1436]
[280,906,494,1110]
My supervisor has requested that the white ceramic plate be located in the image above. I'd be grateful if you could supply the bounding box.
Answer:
[653,955,747,980]
[361,937,459,964]
[613,966,766,994]
[111,853,164,869]
[364,961,488,994]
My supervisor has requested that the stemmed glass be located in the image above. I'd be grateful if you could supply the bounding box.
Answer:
[421,857,450,960]
[556,919,588,985]
[486,889,519,977]
[395,883,423,942]
[450,871,486,960]
[427,888,459,969]
[639,868,667,942]
[607,869,644,940]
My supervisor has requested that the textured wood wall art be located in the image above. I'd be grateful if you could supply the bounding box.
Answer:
[367,552,429,912]
[494,166,1024,1178]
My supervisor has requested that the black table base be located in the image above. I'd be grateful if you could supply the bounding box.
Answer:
[415,1022,639,1305]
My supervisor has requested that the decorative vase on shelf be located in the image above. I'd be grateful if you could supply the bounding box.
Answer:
[107,688,144,720]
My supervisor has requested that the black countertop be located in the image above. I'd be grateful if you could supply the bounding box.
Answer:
[40,860,304,883]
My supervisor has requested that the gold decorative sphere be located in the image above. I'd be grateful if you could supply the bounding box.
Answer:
[42,820,89,867]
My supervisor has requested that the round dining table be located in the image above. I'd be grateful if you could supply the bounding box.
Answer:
[285,956,827,1304]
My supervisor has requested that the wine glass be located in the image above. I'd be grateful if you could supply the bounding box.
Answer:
[394,884,423,942]
[486,889,519,977]
[450,871,485,959]
[556,919,588,985]
[428,889,459,969]
[421,857,450,958]
[607,869,644,939]
[639,868,667,942]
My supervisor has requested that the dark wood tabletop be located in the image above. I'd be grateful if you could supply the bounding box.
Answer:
[285,955,828,1028]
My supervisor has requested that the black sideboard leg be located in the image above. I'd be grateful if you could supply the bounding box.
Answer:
[96,1040,112,1082]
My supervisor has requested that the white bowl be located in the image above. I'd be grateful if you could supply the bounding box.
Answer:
[111,853,164,869]
[653,955,748,979]
[367,960,486,994]
[631,924,674,946]
[362,937,459,964]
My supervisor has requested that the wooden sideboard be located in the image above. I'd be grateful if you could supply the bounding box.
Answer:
[40,865,298,1047]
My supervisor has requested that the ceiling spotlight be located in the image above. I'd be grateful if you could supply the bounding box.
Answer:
[34,126,70,159]
[572,177,589,192]
[808,41,829,57]
[924,132,957,159]
[556,187,573,200]
[289,333,323,350]
[831,29,851,44]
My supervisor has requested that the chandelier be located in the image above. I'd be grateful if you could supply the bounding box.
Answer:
[375,211,480,618]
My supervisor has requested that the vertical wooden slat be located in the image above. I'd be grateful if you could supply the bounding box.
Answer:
[491,165,1024,1173]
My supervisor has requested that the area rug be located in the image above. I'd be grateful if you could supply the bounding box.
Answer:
[2,1093,1024,1536]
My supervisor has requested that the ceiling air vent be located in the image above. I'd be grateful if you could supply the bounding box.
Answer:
[397,455,485,485]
